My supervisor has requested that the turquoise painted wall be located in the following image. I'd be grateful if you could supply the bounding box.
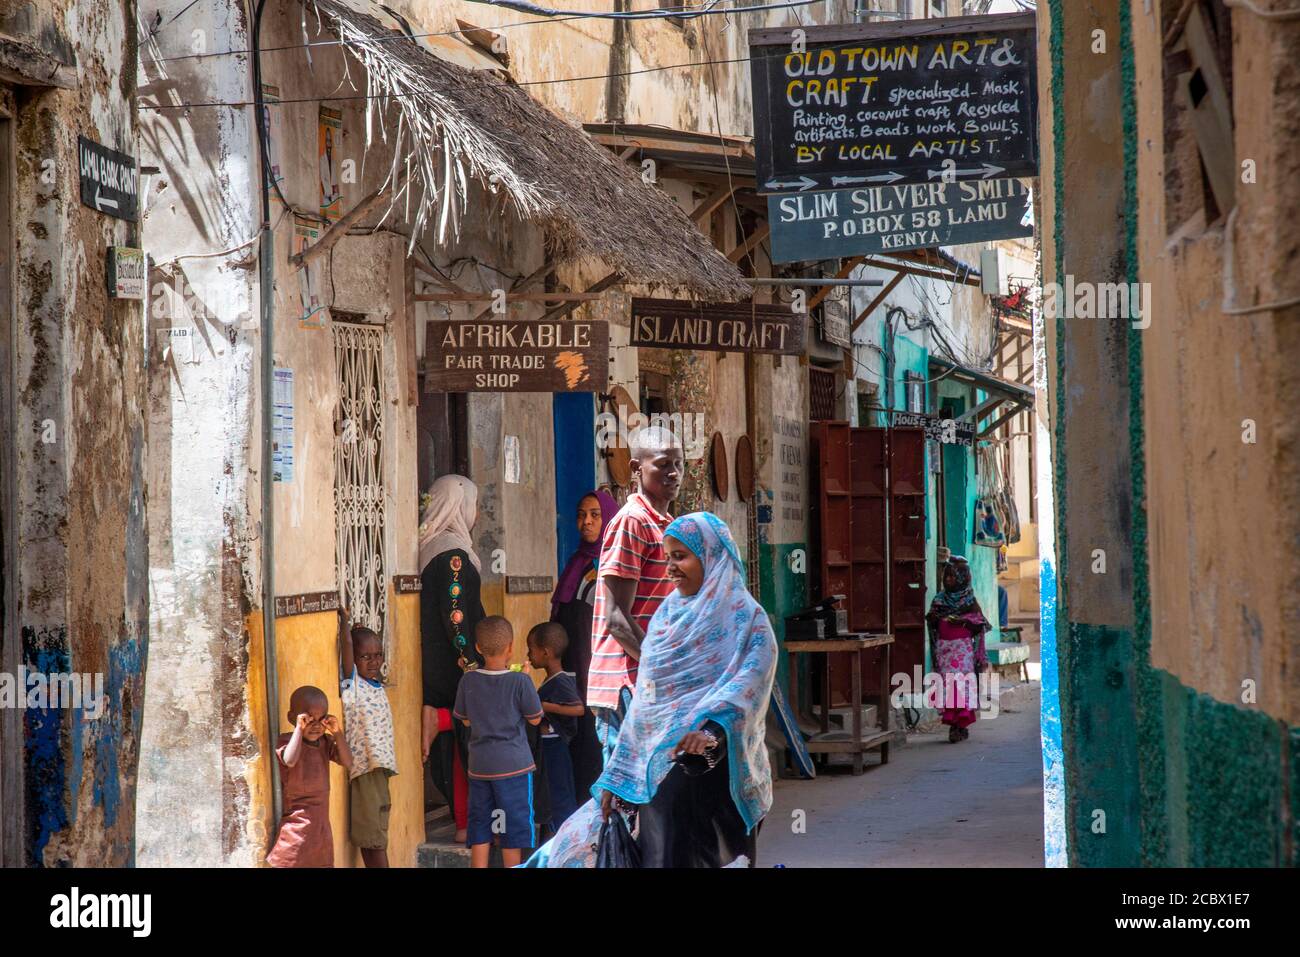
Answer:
[873,324,1001,669]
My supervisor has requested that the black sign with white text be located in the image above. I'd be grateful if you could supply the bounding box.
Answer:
[768,177,1032,262]
[748,13,1038,193]
[78,136,139,221]
[892,411,975,447]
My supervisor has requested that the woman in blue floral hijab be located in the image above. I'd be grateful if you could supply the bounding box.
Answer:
[524,512,777,867]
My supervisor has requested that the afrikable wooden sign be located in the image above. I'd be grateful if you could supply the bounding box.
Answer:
[748,12,1038,193]
[423,319,608,392]
[630,299,805,355]
[768,177,1032,263]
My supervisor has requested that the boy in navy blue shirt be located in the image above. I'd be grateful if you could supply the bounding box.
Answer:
[453,615,543,867]
[526,623,584,829]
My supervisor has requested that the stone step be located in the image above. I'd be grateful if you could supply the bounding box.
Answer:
[417,840,475,868]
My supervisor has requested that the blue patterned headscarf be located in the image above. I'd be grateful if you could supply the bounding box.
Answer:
[523,512,777,867]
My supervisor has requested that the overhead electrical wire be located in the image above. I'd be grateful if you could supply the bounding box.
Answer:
[140,49,767,109]
[151,0,825,63]
[459,0,823,20]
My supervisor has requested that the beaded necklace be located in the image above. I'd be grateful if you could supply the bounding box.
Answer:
[448,554,476,671]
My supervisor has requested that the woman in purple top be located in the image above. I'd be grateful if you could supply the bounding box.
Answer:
[926,555,991,743]
[550,489,617,799]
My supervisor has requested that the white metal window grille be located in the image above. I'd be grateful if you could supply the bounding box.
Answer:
[333,321,389,673]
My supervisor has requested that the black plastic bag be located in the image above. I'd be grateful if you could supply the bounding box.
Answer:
[596,810,641,868]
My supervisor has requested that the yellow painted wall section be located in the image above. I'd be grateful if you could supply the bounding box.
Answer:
[243,611,274,866]
[465,583,552,680]
[243,589,425,867]
[506,593,555,681]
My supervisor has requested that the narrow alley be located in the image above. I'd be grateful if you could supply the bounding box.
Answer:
[767,680,1043,868]
[1,0,1297,940]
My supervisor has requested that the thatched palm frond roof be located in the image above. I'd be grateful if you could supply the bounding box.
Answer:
[307,0,750,301]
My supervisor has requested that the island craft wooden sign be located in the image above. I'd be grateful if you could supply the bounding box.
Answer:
[629,299,806,355]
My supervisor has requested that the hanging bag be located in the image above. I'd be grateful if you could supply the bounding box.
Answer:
[595,809,641,868]
[973,445,1007,549]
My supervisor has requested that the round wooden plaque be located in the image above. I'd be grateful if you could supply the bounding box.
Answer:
[735,434,755,502]
[710,431,729,502]
[603,386,637,487]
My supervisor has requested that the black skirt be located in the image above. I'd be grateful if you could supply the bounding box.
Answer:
[635,753,758,868]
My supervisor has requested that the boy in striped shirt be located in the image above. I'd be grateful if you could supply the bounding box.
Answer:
[589,426,683,764]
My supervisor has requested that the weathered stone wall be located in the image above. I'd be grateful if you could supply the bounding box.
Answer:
[1040,0,1299,867]
[2,0,147,866]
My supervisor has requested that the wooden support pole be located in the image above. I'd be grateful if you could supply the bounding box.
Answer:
[959,394,1004,425]
[690,184,737,225]
[805,256,865,313]
[978,402,1030,438]
[542,272,622,322]
[726,224,769,264]
[862,257,976,286]
[658,164,757,190]
[851,272,905,333]
[405,255,418,406]
[289,180,395,270]
[472,260,553,321]
[415,292,604,303]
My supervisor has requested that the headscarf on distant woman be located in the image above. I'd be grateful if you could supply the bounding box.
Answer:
[550,489,618,620]
[525,512,776,867]
[926,555,990,743]
[418,474,480,574]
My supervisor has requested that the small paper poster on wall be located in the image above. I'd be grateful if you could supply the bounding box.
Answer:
[272,367,295,483]
[318,105,343,222]
[294,217,325,327]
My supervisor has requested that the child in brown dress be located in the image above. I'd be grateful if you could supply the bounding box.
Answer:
[266,685,353,867]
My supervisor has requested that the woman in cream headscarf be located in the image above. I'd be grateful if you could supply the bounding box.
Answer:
[419,475,484,843]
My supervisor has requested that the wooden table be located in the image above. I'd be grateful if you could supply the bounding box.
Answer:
[784,634,896,774]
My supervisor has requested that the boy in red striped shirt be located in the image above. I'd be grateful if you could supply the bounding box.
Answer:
[589,426,683,764]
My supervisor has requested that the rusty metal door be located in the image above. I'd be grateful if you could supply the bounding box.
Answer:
[889,427,928,683]
[812,423,928,705]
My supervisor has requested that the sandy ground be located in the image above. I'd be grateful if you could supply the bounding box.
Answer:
[761,674,1045,868]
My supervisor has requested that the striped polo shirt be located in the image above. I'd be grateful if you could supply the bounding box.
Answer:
[587,493,675,710]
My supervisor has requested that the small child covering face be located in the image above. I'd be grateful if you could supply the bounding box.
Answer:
[453,616,543,868]
[526,623,584,831]
[267,685,353,868]
[338,608,397,868]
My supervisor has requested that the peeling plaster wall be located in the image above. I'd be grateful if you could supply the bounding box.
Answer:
[136,0,260,867]
[3,0,147,866]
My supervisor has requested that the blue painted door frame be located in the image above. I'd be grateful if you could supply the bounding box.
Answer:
[553,393,597,574]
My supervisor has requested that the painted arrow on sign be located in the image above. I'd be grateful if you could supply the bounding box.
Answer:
[926,163,1006,181]
[94,186,119,212]
[831,172,906,186]
[764,175,818,191]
